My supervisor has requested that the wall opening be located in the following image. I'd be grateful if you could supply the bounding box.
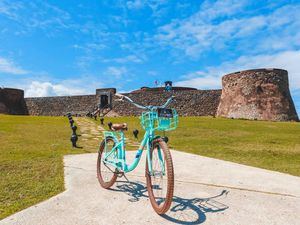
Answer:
[98,91,113,110]
[100,94,109,108]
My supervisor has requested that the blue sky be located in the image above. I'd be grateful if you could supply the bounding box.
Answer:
[1,0,300,112]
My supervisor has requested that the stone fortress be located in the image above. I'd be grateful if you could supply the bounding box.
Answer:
[0,88,28,115]
[217,69,298,121]
[0,68,298,121]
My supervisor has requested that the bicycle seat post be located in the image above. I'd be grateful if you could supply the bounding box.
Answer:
[119,130,126,171]
[120,130,125,147]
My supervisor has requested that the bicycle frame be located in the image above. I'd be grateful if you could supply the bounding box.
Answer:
[102,94,176,176]
[103,114,164,175]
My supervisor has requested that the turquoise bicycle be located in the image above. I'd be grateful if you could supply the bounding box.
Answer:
[97,93,178,214]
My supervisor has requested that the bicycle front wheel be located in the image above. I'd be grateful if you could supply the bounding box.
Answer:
[97,137,118,189]
[146,138,174,214]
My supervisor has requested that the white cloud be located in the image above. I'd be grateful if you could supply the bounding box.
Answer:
[175,50,300,90]
[22,74,108,97]
[24,81,86,97]
[105,66,128,79]
[0,57,28,74]
[72,43,106,51]
[175,73,221,90]
[0,1,72,35]
[126,0,168,10]
[126,0,144,9]
[0,0,22,20]
[155,1,300,57]
[115,55,143,63]
[197,0,247,21]
[103,55,144,64]
[147,70,157,76]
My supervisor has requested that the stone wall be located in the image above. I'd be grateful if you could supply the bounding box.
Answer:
[216,68,299,121]
[131,86,197,93]
[0,88,28,115]
[24,89,221,117]
[113,90,221,116]
[10,67,298,121]
[25,95,98,116]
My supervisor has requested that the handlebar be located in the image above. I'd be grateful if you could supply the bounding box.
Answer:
[115,93,175,110]
[115,93,148,109]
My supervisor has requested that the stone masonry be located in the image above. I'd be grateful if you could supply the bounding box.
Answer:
[1,68,298,121]
[24,88,221,117]
[25,95,98,116]
[113,89,221,116]
[216,69,299,121]
[0,88,28,115]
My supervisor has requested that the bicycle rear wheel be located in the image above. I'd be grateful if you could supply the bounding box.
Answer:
[97,137,118,189]
[146,138,174,214]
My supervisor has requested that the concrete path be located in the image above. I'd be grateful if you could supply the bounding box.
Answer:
[1,151,299,225]
[73,117,104,152]
[74,118,140,151]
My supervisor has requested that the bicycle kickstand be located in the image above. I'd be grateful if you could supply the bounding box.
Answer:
[117,171,130,183]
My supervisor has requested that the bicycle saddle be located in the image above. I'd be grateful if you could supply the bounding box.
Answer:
[111,123,128,131]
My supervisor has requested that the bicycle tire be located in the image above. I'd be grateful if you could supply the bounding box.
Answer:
[146,138,174,214]
[97,137,118,189]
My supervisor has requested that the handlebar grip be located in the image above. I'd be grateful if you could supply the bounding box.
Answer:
[115,93,125,98]
[114,93,147,109]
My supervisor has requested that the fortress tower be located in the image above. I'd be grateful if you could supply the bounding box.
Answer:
[0,88,28,115]
[216,69,298,121]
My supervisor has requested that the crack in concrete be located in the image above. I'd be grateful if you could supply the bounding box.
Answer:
[64,165,297,198]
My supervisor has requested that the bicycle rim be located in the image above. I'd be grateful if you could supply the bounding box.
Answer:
[146,139,174,214]
[97,137,118,189]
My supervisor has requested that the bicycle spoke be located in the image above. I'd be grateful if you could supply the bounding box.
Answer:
[151,144,167,206]
[97,138,118,188]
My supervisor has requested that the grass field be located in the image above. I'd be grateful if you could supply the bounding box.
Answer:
[1,115,300,219]
[100,116,300,177]
[0,115,90,220]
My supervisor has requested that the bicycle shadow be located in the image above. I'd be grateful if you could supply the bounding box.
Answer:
[110,180,229,224]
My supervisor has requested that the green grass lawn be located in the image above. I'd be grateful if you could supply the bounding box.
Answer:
[0,115,89,220]
[100,116,300,177]
[1,115,300,220]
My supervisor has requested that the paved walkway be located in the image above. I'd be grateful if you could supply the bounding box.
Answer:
[1,150,299,225]
[74,118,140,151]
